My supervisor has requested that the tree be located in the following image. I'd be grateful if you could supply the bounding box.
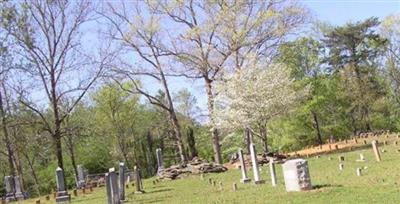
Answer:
[322,17,388,133]
[151,0,308,163]
[102,1,187,163]
[1,0,112,180]
[278,37,327,144]
[214,62,304,153]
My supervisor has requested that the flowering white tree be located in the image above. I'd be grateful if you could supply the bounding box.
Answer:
[214,62,306,152]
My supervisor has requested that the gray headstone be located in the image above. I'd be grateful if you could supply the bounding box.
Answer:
[249,143,264,184]
[156,148,164,175]
[134,166,144,194]
[105,173,112,204]
[14,176,24,201]
[238,149,250,183]
[118,162,125,201]
[77,165,86,188]
[55,167,70,203]
[4,176,16,202]
[282,159,312,192]
[269,159,277,187]
[109,168,120,204]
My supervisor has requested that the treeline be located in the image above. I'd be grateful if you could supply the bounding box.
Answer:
[0,0,398,198]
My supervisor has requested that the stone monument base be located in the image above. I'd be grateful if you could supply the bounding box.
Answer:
[240,178,251,183]
[56,195,70,204]
[5,195,16,202]
[134,190,145,194]
[15,192,24,201]
[254,180,265,185]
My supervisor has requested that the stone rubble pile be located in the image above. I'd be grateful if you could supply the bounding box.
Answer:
[158,157,228,180]
[229,152,287,170]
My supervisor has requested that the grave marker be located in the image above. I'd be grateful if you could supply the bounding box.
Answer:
[238,149,251,183]
[55,167,71,204]
[282,159,312,192]
[249,143,264,184]
[105,173,112,204]
[356,168,362,176]
[339,163,344,171]
[4,176,16,202]
[371,140,381,162]
[134,166,144,194]
[156,148,164,175]
[269,159,277,187]
[118,163,126,201]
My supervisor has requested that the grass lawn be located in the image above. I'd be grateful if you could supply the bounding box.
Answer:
[21,143,400,204]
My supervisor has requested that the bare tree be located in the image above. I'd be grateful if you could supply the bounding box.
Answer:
[101,1,187,163]
[1,0,113,181]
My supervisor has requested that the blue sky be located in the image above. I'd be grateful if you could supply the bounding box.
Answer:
[173,0,400,121]
[304,0,399,24]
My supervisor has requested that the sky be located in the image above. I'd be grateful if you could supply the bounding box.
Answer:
[169,0,400,122]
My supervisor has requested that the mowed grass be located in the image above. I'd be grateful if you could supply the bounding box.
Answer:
[22,143,400,204]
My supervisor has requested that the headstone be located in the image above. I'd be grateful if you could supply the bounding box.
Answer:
[338,155,345,162]
[282,159,312,192]
[156,148,164,175]
[339,163,344,171]
[105,173,112,204]
[4,176,16,202]
[395,141,398,145]
[109,168,121,204]
[357,153,365,162]
[76,165,86,189]
[218,182,223,190]
[13,176,24,201]
[371,140,381,162]
[208,178,212,185]
[356,168,362,176]
[73,189,77,197]
[249,143,264,184]
[232,183,237,191]
[118,163,126,201]
[269,159,277,187]
[238,149,250,183]
[134,166,144,194]
[363,140,367,145]
[212,180,216,187]
[55,167,70,204]
[35,199,40,204]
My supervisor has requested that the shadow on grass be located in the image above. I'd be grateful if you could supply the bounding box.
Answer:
[146,188,173,194]
[313,184,343,190]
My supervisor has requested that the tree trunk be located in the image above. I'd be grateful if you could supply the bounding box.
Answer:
[260,126,268,153]
[186,127,198,159]
[66,135,79,188]
[169,113,187,163]
[24,153,40,196]
[244,128,251,154]
[204,78,222,164]
[0,90,16,176]
[158,67,187,163]
[312,111,323,145]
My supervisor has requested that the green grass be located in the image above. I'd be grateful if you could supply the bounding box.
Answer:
[23,144,400,203]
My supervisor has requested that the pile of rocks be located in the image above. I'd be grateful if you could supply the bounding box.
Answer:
[228,152,287,170]
[158,157,228,180]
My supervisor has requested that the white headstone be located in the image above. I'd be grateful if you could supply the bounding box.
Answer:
[269,159,277,187]
[249,143,264,184]
[282,159,312,192]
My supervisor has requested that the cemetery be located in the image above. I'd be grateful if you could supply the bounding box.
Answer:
[1,132,399,203]
[0,0,399,203]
